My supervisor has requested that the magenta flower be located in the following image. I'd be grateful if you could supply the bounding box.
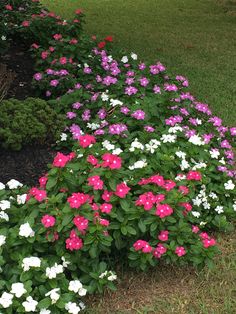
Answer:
[125,86,138,95]
[131,110,145,120]
[33,73,42,81]
[50,79,59,87]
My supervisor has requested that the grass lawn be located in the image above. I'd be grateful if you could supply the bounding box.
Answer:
[41,0,236,125]
[40,1,236,312]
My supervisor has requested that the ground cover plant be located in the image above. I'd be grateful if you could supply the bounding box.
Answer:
[0,0,236,313]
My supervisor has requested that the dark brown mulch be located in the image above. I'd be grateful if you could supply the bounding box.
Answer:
[0,37,35,100]
[0,145,57,186]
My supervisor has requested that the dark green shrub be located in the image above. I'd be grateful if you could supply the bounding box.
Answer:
[0,97,65,150]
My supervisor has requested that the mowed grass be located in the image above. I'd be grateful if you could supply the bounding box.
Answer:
[41,0,236,125]
[40,1,236,312]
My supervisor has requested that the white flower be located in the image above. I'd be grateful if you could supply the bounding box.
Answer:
[65,302,81,314]
[200,221,207,226]
[0,235,6,247]
[175,174,186,181]
[209,192,218,200]
[40,309,51,314]
[233,202,236,211]
[215,206,224,214]
[69,280,82,293]
[219,157,226,165]
[78,287,87,296]
[160,134,176,143]
[224,180,235,190]
[87,123,100,130]
[203,202,211,209]
[129,138,144,151]
[192,197,202,206]
[188,135,204,146]
[101,92,109,101]
[168,126,183,133]
[121,56,128,63]
[0,182,5,190]
[0,292,13,308]
[46,263,64,279]
[129,160,147,170]
[131,52,138,60]
[19,222,35,238]
[113,148,123,155]
[102,140,115,151]
[192,211,201,218]
[22,257,41,271]
[175,151,186,159]
[1,36,6,41]
[107,271,117,281]
[209,149,220,159]
[17,194,27,205]
[60,133,67,141]
[110,98,123,107]
[22,296,38,312]
[45,288,60,304]
[145,139,161,153]
[61,256,70,268]
[79,302,85,310]
[180,159,190,170]
[11,282,27,298]
[99,271,108,279]
[192,162,207,170]
[0,200,10,211]
[6,179,23,189]
[0,211,9,221]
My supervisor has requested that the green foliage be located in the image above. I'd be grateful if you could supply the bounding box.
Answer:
[0,98,65,150]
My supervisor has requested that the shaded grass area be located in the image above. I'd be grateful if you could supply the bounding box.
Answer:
[41,0,236,125]
[86,230,236,313]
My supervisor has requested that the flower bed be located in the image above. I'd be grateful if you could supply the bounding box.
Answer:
[0,0,236,313]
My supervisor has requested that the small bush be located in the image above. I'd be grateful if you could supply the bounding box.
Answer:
[0,98,65,150]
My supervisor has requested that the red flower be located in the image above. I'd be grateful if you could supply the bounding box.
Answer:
[105,36,113,42]
[98,41,106,49]
[79,134,96,148]
[75,9,82,14]
[5,4,13,10]
[115,182,130,198]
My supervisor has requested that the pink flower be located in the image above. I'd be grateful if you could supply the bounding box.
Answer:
[158,230,169,241]
[79,134,96,148]
[87,155,98,166]
[53,33,62,40]
[187,171,202,181]
[115,182,130,198]
[102,190,113,202]
[41,215,56,228]
[102,153,122,169]
[164,180,176,191]
[66,235,83,251]
[202,238,216,248]
[5,4,13,10]
[53,152,70,167]
[90,203,99,211]
[156,204,173,218]
[39,176,48,188]
[192,225,200,233]
[73,215,89,232]
[22,20,30,27]
[178,186,189,195]
[88,176,104,190]
[67,192,90,209]
[199,232,209,240]
[34,189,47,202]
[133,240,152,253]
[59,57,67,65]
[99,218,110,227]
[135,192,157,210]
[100,203,113,214]
[175,246,186,257]
[153,243,167,258]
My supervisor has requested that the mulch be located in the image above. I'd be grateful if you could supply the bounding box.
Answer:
[0,39,57,186]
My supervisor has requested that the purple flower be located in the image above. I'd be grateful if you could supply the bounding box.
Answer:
[230,127,236,136]
[59,69,69,76]
[82,109,91,121]
[221,140,231,149]
[195,102,212,115]
[139,77,149,87]
[131,110,145,120]
[72,102,83,109]
[203,133,214,144]
[46,91,51,97]
[109,124,127,135]
[70,124,81,139]
[225,150,234,160]
[74,83,82,89]
[84,67,92,74]
[50,79,59,87]
[164,84,178,92]
[208,116,222,127]
[139,63,146,70]
[165,116,183,126]
[120,107,130,115]
[126,71,135,77]
[46,69,54,75]
[94,129,105,135]
[150,65,159,75]
[66,112,77,119]
[125,77,135,85]
[185,129,196,138]
[144,125,155,132]
[98,109,107,119]
[33,73,42,81]
[180,108,189,116]
[153,85,161,94]
[125,86,138,96]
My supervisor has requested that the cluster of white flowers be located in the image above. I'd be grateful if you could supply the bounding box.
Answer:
[45,288,60,304]
[129,159,147,170]
[129,138,144,152]
[224,180,235,190]
[160,134,177,143]
[19,222,35,238]
[102,140,123,155]
[99,270,117,281]
[22,256,41,271]
[6,179,23,189]
[87,122,100,130]
[0,235,6,247]
[110,98,123,107]
[168,126,183,134]
[175,151,190,170]
[192,185,211,212]
[188,134,205,146]
[46,263,64,279]
[65,301,85,314]
[192,161,207,170]
[68,280,87,296]
[145,139,161,153]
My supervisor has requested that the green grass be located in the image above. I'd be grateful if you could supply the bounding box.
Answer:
[41,0,236,125]
[40,1,236,312]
